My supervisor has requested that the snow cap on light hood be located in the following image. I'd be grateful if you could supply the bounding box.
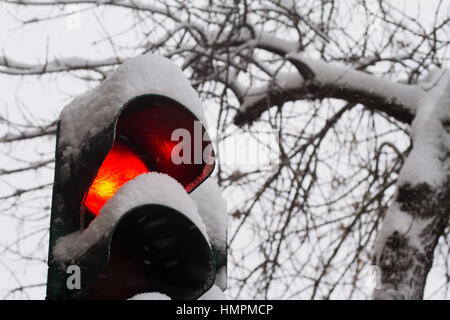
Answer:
[59,53,207,163]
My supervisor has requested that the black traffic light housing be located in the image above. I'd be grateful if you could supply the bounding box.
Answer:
[46,54,227,300]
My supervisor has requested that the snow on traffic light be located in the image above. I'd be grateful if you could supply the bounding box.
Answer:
[46,54,227,300]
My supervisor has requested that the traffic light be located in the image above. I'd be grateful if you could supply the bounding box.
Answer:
[46,54,227,300]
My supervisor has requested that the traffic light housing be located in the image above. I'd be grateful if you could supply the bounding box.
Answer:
[46,54,227,300]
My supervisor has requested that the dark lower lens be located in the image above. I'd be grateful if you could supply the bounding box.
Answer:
[87,205,215,300]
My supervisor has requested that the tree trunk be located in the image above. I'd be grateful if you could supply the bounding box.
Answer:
[373,70,450,299]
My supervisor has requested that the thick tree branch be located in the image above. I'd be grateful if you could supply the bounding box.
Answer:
[373,70,450,299]
[234,53,421,126]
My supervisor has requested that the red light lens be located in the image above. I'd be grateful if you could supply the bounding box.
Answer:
[85,140,149,216]
[115,96,214,192]
[84,96,214,217]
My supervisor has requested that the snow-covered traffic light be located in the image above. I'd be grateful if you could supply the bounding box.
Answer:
[46,54,227,300]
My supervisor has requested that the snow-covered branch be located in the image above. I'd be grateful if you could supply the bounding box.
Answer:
[234,50,421,126]
[0,1,423,126]
[0,56,121,75]
[3,0,172,17]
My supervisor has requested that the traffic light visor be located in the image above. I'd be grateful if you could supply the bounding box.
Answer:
[84,95,215,217]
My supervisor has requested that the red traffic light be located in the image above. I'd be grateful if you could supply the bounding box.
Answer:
[85,140,149,216]
[83,95,214,217]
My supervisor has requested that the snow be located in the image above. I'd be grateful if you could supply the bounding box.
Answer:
[125,285,227,300]
[53,173,208,262]
[190,178,227,251]
[374,69,450,259]
[128,292,171,300]
[191,178,227,290]
[399,69,450,187]
[198,285,227,300]
[241,52,422,117]
[257,32,299,53]
[242,72,303,109]
[58,53,208,163]
[373,202,430,256]
[0,55,121,75]
[288,53,421,113]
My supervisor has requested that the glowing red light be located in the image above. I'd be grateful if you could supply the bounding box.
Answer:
[147,132,176,161]
[85,140,149,216]
[84,96,215,219]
